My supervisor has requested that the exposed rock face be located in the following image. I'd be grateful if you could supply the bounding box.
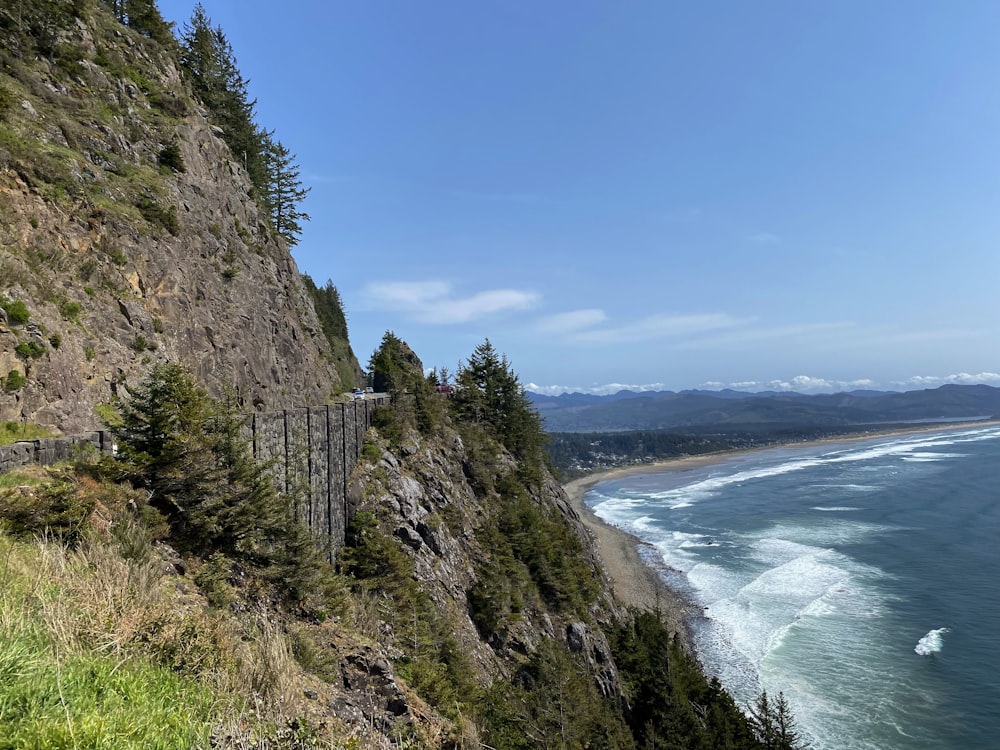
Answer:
[0,11,350,433]
[349,422,629,702]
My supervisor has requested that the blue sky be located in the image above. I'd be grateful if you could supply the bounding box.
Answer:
[156,1,1000,394]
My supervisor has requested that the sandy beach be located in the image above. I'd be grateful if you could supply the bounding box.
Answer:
[562,420,1000,646]
[563,453,730,646]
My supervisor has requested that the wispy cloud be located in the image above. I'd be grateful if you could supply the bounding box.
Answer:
[527,382,673,396]
[567,312,753,345]
[673,321,856,350]
[360,280,539,324]
[536,309,607,335]
[718,376,879,393]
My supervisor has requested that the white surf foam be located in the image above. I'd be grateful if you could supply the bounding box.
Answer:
[813,506,862,512]
[914,627,950,656]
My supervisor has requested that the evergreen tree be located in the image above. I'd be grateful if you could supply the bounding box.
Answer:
[751,690,804,749]
[101,0,173,44]
[302,275,349,341]
[0,0,79,59]
[179,4,267,190]
[367,331,429,399]
[262,131,310,246]
[451,339,544,462]
[108,364,328,601]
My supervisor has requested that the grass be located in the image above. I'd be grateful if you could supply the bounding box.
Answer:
[0,421,56,446]
[0,534,218,749]
[0,468,338,748]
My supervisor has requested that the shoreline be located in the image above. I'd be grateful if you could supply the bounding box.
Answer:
[562,419,1000,647]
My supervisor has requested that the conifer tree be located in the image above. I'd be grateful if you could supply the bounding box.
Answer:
[102,0,173,44]
[179,4,267,190]
[452,339,544,462]
[108,364,328,601]
[262,131,310,246]
[178,5,310,245]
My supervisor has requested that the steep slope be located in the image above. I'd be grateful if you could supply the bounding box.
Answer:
[0,2,356,433]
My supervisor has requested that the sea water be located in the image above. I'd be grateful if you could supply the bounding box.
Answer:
[585,425,1000,750]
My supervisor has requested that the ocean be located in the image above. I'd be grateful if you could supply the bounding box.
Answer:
[584,424,1000,750]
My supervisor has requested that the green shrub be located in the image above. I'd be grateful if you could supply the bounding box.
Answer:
[360,441,381,463]
[0,421,54,445]
[157,141,185,172]
[0,84,14,116]
[97,237,127,266]
[48,332,61,348]
[136,195,179,235]
[131,334,157,352]
[194,552,236,609]
[4,370,27,392]
[15,340,45,359]
[0,477,97,543]
[59,299,82,321]
[1,297,30,325]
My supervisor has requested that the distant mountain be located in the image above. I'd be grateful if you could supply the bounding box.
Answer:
[527,384,1000,432]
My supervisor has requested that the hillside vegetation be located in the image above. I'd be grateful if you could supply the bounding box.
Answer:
[1,3,806,748]
[1,344,804,748]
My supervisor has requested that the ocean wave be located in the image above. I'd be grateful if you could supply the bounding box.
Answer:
[914,627,950,656]
[812,506,862,512]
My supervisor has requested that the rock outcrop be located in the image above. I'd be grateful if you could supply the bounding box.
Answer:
[0,9,353,432]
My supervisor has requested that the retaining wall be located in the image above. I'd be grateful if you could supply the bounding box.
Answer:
[250,397,385,560]
[1,396,387,561]
[0,432,115,473]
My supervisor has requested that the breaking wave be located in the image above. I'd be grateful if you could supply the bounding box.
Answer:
[914,628,950,656]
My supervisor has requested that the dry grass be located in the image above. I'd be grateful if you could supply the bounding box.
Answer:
[0,526,315,744]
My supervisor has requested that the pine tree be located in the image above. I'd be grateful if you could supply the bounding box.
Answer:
[179,4,267,190]
[368,331,426,397]
[771,692,806,750]
[262,131,310,246]
[751,690,805,749]
[452,339,544,462]
[101,0,173,45]
[108,364,329,601]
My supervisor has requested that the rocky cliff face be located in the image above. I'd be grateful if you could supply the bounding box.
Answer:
[0,8,352,433]
[340,419,630,735]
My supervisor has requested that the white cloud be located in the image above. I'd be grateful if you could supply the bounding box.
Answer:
[743,376,880,393]
[568,313,752,345]
[675,321,857,350]
[899,372,1000,389]
[360,280,539,324]
[529,373,1000,396]
[526,382,672,396]
[536,309,607,335]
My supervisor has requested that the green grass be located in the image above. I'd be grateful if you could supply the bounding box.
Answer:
[0,469,47,490]
[0,634,216,750]
[0,531,219,750]
[0,422,55,446]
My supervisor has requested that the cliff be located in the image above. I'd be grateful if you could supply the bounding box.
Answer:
[0,2,357,433]
[0,5,779,749]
